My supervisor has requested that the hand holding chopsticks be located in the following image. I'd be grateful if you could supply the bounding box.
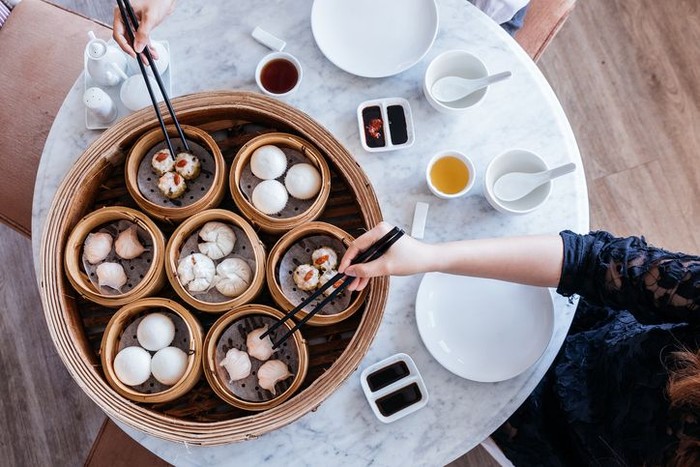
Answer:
[115,0,189,157]
[262,226,405,349]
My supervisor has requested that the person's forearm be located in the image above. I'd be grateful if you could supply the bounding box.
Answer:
[422,235,564,287]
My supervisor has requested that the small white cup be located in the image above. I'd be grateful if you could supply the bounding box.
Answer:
[483,149,552,214]
[255,52,303,97]
[426,150,476,199]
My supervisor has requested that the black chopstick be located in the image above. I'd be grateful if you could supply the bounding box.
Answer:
[260,227,401,340]
[268,228,405,349]
[117,0,190,154]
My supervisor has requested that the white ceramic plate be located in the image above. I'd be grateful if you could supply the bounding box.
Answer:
[415,273,554,382]
[311,0,439,78]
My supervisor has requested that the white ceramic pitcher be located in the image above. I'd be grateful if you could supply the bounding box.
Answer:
[85,31,128,87]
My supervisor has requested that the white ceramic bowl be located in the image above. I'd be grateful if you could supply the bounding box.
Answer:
[484,149,552,214]
[425,150,476,199]
[423,50,488,114]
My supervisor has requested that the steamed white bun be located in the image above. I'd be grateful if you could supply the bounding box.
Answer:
[252,180,288,215]
[284,163,321,200]
[250,145,287,180]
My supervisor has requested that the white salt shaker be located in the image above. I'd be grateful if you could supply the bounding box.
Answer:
[83,87,118,124]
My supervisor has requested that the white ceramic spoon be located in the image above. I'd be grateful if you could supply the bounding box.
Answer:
[431,71,512,103]
[493,162,577,202]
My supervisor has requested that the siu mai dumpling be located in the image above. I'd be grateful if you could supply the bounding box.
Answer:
[293,264,319,291]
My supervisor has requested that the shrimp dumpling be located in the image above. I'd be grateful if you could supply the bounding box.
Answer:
[198,222,236,260]
[215,258,252,297]
[177,253,216,293]
[293,264,319,291]
[257,360,293,395]
[311,246,338,271]
[219,348,252,382]
[115,225,146,260]
[84,232,113,264]
[96,262,127,291]
[246,325,274,361]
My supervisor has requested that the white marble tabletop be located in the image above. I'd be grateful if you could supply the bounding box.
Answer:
[33,1,589,465]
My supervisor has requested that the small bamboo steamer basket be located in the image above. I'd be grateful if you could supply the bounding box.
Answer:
[165,209,266,313]
[229,132,331,233]
[64,206,166,307]
[126,124,226,223]
[266,221,369,326]
[203,304,308,411]
[100,297,203,403]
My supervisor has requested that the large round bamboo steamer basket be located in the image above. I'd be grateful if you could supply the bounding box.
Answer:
[64,206,166,307]
[100,297,203,403]
[41,91,388,445]
[125,124,226,223]
[203,304,308,411]
[230,132,331,233]
[165,209,266,313]
[266,221,368,326]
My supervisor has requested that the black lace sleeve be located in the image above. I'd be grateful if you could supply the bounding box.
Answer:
[556,230,700,324]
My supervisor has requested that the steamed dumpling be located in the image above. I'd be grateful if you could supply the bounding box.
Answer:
[251,180,288,215]
[177,253,216,293]
[115,225,146,260]
[151,149,174,175]
[219,348,252,382]
[293,264,319,291]
[319,269,343,297]
[250,145,287,180]
[284,163,321,200]
[96,261,127,291]
[174,152,201,180]
[311,246,338,271]
[84,232,113,264]
[246,325,275,361]
[158,172,187,199]
[257,360,293,395]
[215,258,252,297]
[198,221,236,260]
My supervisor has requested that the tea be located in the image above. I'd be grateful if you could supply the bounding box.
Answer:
[260,58,299,94]
[430,156,470,194]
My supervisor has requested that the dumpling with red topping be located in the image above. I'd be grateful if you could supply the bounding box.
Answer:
[158,171,187,199]
[174,152,201,180]
[151,148,175,175]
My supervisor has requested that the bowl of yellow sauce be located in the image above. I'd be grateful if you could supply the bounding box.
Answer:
[426,151,475,199]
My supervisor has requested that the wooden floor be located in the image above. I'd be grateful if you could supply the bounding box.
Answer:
[2,0,698,465]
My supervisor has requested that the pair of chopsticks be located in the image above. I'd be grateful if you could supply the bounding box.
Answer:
[116,0,189,158]
[262,227,405,349]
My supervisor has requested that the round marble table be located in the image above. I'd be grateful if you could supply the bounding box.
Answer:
[33,1,589,465]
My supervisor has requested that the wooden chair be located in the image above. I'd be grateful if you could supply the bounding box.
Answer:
[515,0,577,62]
[0,0,109,236]
[85,419,171,467]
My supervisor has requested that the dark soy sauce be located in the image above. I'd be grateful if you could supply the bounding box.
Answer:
[387,105,408,145]
[367,361,410,392]
[362,106,385,148]
[375,383,422,417]
[260,58,299,94]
